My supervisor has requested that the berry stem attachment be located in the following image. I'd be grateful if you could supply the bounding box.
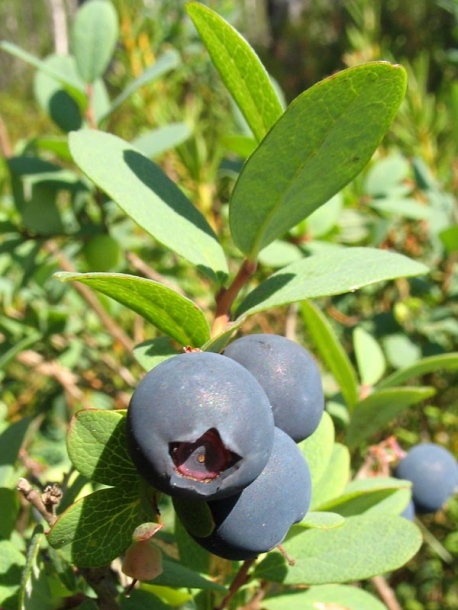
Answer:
[212,258,257,338]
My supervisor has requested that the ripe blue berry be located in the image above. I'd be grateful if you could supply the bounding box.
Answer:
[400,499,415,521]
[126,351,275,500]
[182,427,312,561]
[394,443,458,514]
[223,334,324,442]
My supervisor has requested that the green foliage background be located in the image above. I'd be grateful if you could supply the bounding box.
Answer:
[0,1,457,609]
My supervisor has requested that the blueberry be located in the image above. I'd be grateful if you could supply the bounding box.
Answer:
[180,427,312,561]
[400,498,415,521]
[223,334,324,442]
[394,443,458,514]
[126,351,275,500]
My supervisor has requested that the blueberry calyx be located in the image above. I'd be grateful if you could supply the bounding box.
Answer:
[169,428,241,482]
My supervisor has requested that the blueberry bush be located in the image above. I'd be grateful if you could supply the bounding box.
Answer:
[1,1,458,609]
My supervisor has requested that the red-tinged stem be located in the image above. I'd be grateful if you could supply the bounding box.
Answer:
[85,83,97,129]
[212,259,257,338]
[215,559,256,610]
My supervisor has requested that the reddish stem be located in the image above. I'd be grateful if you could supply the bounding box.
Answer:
[215,559,256,610]
[211,259,257,338]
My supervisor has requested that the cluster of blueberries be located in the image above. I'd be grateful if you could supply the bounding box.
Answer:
[126,334,325,560]
[394,442,458,519]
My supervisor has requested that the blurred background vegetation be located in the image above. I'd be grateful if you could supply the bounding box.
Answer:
[1,1,457,609]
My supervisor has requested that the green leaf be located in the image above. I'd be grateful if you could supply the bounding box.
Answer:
[298,412,334,487]
[301,300,359,410]
[173,498,214,538]
[186,3,283,142]
[221,134,257,158]
[364,153,410,197]
[67,409,137,486]
[318,477,411,517]
[48,486,151,567]
[263,584,388,610]
[71,0,119,83]
[353,327,386,386]
[68,130,228,282]
[34,55,83,132]
[282,514,422,585]
[257,240,304,269]
[0,489,19,539]
[312,443,350,510]
[18,526,54,610]
[0,41,86,107]
[0,417,32,487]
[306,192,343,238]
[365,487,412,517]
[252,553,289,584]
[377,353,458,389]
[132,123,192,158]
[154,559,226,591]
[298,511,346,530]
[101,50,180,121]
[174,515,210,575]
[346,386,436,447]
[369,197,432,220]
[229,62,407,258]
[55,272,211,347]
[0,539,26,607]
[236,247,428,318]
[133,337,180,371]
[439,224,458,254]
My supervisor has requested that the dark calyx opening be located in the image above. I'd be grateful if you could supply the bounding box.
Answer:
[169,428,241,482]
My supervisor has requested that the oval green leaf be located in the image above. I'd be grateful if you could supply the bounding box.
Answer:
[133,337,180,371]
[353,327,386,386]
[318,477,411,517]
[282,514,422,585]
[347,386,436,447]
[68,131,228,282]
[54,271,211,347]
[298,411,334,487]
[298,511,346,530]
[229,62,407,258]
[34,55,83,132]
[236,247,428,318]
[263,584,388,610]
[0,539,26,607]
[186,3,283,142]
[67,409,137,486]
[71,0,119,83]
[48,486,151,567]
[301,300,359,410]
[312,443,351,510]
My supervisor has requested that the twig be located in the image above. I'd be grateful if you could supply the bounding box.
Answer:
[79,567,122,610]
[0,113,13,158]
[18,478,122,609]
[17,478,59,527]
[239,580,270,610]
[48,0,68,55]
[371,575,403,610]
[212,259,257,338]
[215,559,256,610]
